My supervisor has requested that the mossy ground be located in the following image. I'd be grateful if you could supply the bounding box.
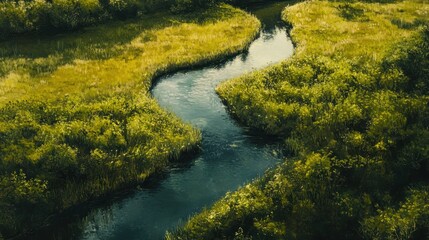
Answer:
[0,4,260,238]
[172,0,429,239]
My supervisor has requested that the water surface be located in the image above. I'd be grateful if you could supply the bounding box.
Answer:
[34,2,294,239]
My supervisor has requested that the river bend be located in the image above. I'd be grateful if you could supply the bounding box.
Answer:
[35,2,294,239]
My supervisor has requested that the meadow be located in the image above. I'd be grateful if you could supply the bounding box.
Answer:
[0,3,260,238]
[171,0,429,239]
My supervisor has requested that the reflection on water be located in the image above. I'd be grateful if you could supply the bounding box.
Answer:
[32,2,295,240]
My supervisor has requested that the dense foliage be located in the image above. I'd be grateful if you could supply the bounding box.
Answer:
[0,0,175,38]
[0,0,254,38]
[0,94,201,237]
[0,0,291,37]
[0,5,260,238]
[171,0,429,239]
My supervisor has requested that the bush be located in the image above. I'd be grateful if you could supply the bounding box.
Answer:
[0,0,106,36]
[0,170,48,237]
[0,94,201,238]
[49,0,105,29]
[0,0,175,37]
[171,0,218,13]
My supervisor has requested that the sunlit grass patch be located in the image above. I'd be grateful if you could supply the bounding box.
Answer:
[0,5,260,104]
[284,0,429,58]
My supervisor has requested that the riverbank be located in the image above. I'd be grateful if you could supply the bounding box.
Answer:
[0,4,260,238]
[171,0,429,239]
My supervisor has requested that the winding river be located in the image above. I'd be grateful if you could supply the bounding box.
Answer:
[34,2,294,239]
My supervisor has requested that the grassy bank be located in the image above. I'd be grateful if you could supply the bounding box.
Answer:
[171,0,429,239]
[0,4,260,238]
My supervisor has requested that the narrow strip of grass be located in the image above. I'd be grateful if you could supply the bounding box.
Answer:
[171,0,429,239]
[0,4,260,238]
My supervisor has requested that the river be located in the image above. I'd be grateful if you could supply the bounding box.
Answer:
[33,2,294,239]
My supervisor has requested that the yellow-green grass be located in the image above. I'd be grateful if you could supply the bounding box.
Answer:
[0,4,260,238]
[285,0,428,58]
[172,0,429,239]
[0,5,260,104]
[216,0,429,136]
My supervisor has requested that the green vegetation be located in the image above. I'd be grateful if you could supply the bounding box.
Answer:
[0,0,173,38]
[170,0,429,239]
[0,4,260,238]
[0,0,228,38]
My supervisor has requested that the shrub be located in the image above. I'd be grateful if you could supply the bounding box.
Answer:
[171,0,218,13]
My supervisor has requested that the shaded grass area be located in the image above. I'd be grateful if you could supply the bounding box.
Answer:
[0,0,175,38]
[171,0,429,239]
[0,4,260,238]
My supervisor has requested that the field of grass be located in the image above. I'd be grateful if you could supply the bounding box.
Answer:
[0,4,260,238]
[171,0,429,239]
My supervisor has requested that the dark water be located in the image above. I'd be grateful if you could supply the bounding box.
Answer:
[32,2,294,240]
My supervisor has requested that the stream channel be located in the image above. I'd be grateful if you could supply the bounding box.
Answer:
[34,2,294,239]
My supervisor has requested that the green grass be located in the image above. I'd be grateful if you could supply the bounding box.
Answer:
[0,5,260,104]
[286,0,428,58]
[0,4,260,238]
[171,0,429,239]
